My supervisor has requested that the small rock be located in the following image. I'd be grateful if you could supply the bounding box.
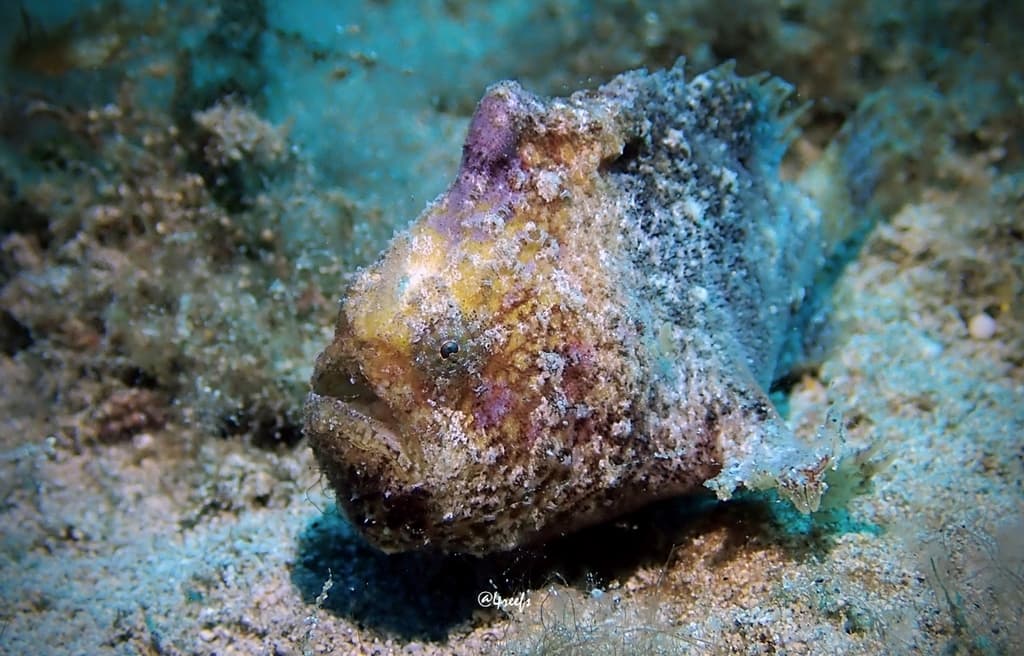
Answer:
[132,432,155,451]
[967,312,997,340]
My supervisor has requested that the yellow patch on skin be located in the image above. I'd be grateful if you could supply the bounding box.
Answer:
[449,245,507,314]
[404,229,446,289]
[348,270,413,356]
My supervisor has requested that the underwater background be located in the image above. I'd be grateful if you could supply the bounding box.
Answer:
[0,1,1021,654]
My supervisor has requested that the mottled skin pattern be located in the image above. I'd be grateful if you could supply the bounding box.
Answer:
[305,61,836,555]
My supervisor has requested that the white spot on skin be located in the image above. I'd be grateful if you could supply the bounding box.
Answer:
[610,418,632,438]
[551,268,586,309]
[537,351,566,378]
[535,169,564,202]
[683,196,704,222]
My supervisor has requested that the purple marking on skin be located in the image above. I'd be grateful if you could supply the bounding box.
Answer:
[462,93,520,177]
[473,381,515,430]
[429,89,527,241]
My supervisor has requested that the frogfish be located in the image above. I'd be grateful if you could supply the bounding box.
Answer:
[305,60,853,556]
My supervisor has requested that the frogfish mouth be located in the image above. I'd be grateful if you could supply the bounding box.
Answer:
[305,60,840,556]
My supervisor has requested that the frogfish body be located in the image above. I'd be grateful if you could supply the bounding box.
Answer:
[305,60,838,555]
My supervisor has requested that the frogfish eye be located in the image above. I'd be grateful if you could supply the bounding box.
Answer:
[439,340,460,359]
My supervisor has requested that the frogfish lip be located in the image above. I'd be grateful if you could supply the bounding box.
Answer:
[305,388,435,552]
[304,390,410,471]
[304,350,418,479]
[304,330,447,551]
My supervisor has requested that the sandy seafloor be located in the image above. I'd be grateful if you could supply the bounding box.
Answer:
[0,2,1021,655]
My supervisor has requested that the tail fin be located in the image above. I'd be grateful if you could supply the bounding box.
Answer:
[799,84,947,262]
[772,86,943,380]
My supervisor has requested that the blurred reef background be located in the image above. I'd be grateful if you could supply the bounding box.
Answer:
[0,1,1021,654]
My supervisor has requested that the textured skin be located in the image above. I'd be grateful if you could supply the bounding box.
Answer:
[305,61,836,555]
